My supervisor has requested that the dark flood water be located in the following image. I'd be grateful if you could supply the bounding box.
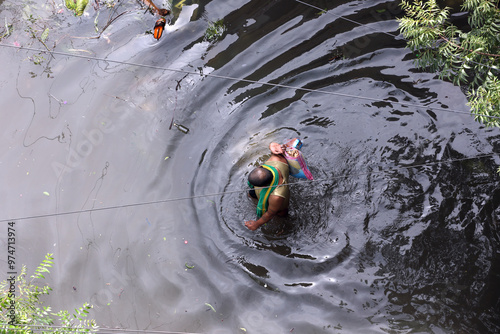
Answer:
[1,0,500,333]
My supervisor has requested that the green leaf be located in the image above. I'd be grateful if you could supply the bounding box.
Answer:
[65,0,76,10]
[76,0,88,16]
[65,0,88,16]
[41,28,49,42]
[205,303,216,312]
[0,254,98,333]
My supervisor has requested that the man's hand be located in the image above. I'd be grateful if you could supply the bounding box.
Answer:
[245,220,260,231]
[245,196,284,231]
[269,142,285,155]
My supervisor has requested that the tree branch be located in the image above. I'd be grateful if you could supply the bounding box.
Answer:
[439,33,500,58]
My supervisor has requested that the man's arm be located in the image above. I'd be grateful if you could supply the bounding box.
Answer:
[245,195,284,231]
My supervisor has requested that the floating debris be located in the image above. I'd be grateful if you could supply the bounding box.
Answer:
[204,19,225,42]
[185,262,195,269]
[172,123,189,134]
[154,18,166,40]
[41,28,49,42]
[316,9,327,16]
[3,18,12,39]
[49,94,67,105]
[205,303,216,313]
[142,0,170,16]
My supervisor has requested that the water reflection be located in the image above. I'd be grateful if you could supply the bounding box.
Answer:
[1,0,500,333]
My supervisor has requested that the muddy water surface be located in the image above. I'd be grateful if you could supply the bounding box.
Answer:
[1,0,499,333]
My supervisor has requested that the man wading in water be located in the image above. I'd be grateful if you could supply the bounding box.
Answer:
[245,142,290,231]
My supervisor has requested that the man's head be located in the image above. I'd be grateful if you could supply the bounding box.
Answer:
[248,167,273,187]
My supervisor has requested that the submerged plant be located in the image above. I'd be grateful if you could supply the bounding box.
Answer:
[102,0,117,9]
[65,0,89,16]
[204,19,225,42]
[0,253,98,333]
[1,18,13,41]
[21,13,54,71]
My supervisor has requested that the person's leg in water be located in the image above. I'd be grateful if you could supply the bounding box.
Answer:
[248,189,258,205]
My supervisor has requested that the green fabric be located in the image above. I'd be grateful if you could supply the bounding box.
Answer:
[256,164,279,218]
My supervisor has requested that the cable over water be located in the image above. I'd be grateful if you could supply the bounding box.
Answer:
[1,43,498,121]
[0,153,496,223]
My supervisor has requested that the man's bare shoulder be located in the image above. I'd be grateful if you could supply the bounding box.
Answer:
[267,154,288,164]
[268,194,285,206]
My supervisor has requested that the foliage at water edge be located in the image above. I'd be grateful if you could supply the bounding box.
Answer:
[0,253,98,333]
[398,0,500,127]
